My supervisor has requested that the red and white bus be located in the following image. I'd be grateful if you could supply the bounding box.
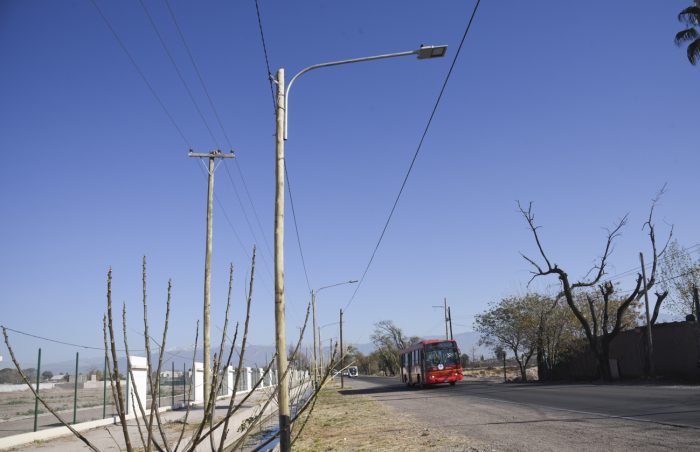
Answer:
[400,339,463,387]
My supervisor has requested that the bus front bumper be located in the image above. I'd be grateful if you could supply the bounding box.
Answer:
[427,370,463,384]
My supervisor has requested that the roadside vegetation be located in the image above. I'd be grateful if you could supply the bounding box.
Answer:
[294,383,486,451]
[473,190,700,382]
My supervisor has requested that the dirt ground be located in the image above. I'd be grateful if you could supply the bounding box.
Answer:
[0,385,186,421]
[293,383,491,451]
[462,366,538,381]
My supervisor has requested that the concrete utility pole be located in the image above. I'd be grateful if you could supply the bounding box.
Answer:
[273,68,291,451]
[640,252,654,376]
[340,308,344,389]
[189,149,234,407]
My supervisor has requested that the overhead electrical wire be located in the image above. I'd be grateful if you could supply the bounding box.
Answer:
[90,0,271,291]
[285,166,312,293]
[344,0,483,312]
[164,0,276,264]
[2,324,143,353]
[252,0,314,294]
[89,0,191,148]
[138,0,220,148]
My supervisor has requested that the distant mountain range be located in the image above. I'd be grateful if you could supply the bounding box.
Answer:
[34,331,491,374]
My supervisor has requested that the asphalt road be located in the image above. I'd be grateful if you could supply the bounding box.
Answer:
[341,376,700,451]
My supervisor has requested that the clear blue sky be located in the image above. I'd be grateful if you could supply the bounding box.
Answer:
[1,0,699,367]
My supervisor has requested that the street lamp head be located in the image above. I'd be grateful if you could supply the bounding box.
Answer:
[348,280,358,284]
[416,44,448,59]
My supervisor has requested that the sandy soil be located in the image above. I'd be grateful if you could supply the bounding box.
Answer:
[293,383,492,451]
[0,385,185,422]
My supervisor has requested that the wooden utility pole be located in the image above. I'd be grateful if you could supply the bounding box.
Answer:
[640,252,654,377]
[693,285,700,325]
[444,298,449,340]
[340,308,344,389]
[448,306,454,341]
[189,149,234,407]
[274,68,291,452]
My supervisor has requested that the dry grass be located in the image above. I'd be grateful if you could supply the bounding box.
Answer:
[293,384,484,451]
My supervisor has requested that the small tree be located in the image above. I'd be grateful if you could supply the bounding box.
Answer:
[42,370,54,381]
[659,240,700,318]
[474,295,541,380]
[493,345,505,361]
[370,320,411,376]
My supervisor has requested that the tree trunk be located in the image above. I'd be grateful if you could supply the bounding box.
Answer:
[515,356,527,381]
[536,346,548,381]
[596,343,612,381]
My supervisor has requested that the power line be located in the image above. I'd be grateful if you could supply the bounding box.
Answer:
[222,162,275,278]
[138,0,220,148]
[285,166,312,293]
[164,0,275,266]
[253,0,277,111]
[89,0,191,148]
[594,243,700,284]
[251,0,313,294]
[130,0,279,297]
[2,324,143,353]
[344,0,483,312]
[194,160,276,296]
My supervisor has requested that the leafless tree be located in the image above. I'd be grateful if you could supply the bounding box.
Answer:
[2,246,335,451]
[517,191,672,381]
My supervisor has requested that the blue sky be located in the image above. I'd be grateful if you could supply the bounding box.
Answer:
[1,0,699,367]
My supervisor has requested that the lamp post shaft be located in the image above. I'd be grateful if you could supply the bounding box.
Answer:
[311,290,318,388]
[274,68,291,452]
[340,308,344,389]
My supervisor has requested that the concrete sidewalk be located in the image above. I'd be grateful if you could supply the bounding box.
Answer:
[2,388,279,451]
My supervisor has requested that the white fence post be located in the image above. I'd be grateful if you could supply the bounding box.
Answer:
[127,356,148,416]
[193,362,205,404]
[244,367,252,392]
[223,366,234,396]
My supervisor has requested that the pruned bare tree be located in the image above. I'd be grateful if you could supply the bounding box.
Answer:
[517,191,672,381]
[2,245,334,451]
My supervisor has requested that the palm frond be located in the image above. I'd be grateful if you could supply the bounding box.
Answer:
[678,6,700,25]
[675,27,699,46]
[687,37,700,65]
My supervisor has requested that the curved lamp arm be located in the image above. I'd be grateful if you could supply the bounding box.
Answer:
[283,45,447,140]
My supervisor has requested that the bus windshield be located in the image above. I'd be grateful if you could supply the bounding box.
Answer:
[425,342,459,367]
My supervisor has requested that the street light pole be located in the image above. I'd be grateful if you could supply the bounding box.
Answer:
[311,289,318,387]
[273,68,291,452]
[273,44,447,452]
[311,280,357,388]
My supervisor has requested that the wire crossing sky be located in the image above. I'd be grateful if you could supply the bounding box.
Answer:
[1,0,699,365]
